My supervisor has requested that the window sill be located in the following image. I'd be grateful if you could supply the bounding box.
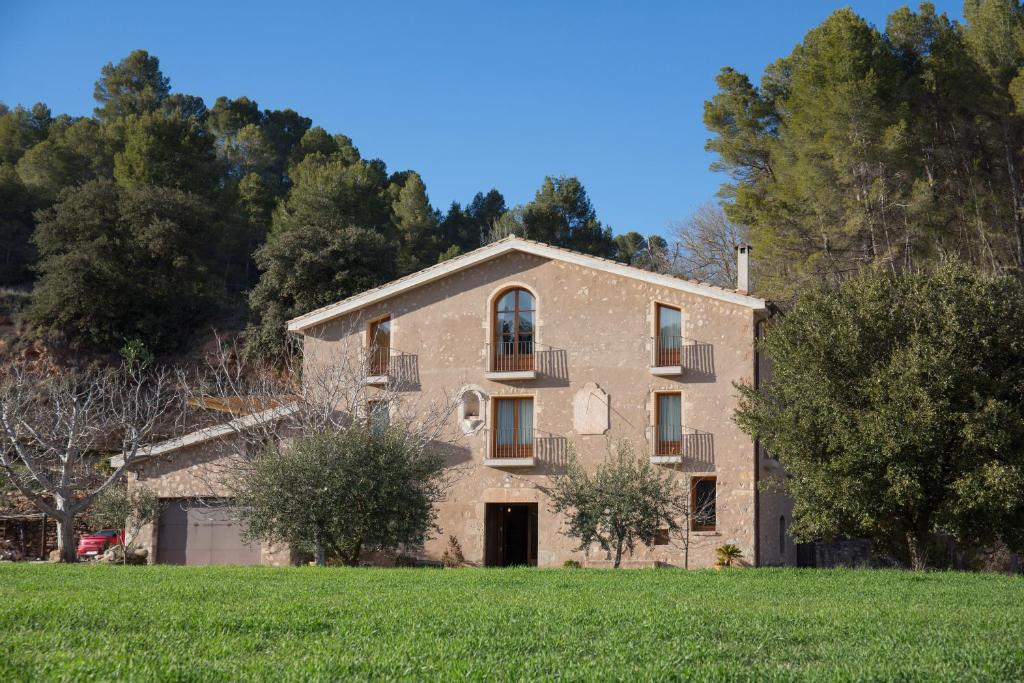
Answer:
[651,455,682,464]
[484,370,537,382]
[364,375,388,386]
[483,457,535,468]
[649,366,682,377]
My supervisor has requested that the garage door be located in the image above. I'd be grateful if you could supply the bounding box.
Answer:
[156,499,261,565]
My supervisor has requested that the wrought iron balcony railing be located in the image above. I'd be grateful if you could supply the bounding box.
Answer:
[654,426,708,457]
[363,347,417,383]
[488,427,536,459]
[487,340,537,373]
[652,335,686,367]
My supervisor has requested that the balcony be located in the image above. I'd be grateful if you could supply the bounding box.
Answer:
[484,427,535,467]
[363,347,419,387]
[650,335,686,376]
[485,340,538,381]
[651,426,714,466]
[649,336,716,379]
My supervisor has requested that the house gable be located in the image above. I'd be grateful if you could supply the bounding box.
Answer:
[286,237,767,332]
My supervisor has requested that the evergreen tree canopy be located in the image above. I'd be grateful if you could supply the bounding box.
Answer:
[706,2,1024,300]
[521,176,615,257]
[245,147,399,356]
[736,262,1024,568]
[29,179,220,351]
[0,48,635,357]
[93,50,170,122]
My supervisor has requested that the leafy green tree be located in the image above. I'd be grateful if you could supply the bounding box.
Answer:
[247,224,396,357]
[87,484,160,563]
[113,110,219,196]
[30,179,219,351]
[704,4,1023,300]
[93,49,170,122]
[439,189,507,256]
[262,108,313,171]
[0,103,52,164]
[521,176,614,257]
[16,116,110,201]
[390,170,439,273]
[236,425,446,566]
[612,231,649,265]
[550,441,682,568]
[735,262,1024,569]
[0,164,38,285]
[160,93,208,121]
[246,146,398,356]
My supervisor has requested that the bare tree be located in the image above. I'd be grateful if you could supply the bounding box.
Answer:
[485,207,526,244]
[669,480,717,570]
[0,364,181,562]
[668,203,749,288]
[183,330,458,459]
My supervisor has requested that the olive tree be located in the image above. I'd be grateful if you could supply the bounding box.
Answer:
[549,441,683,568]
[736,261,1024,569]
[235,425,447,566]
[88,484,160,563]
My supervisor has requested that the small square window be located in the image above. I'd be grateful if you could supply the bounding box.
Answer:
[654,529,670,546]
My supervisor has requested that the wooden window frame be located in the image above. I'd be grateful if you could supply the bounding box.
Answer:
[366,399,389,431]
[655,303,682,367]
[491,396,534,459]
[492,287,536,372]
[654,391,682,456]
[366,315,391,376]
[691,476,716,532]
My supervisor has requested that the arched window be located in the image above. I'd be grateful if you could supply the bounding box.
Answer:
[779,516,786,554]
[493,287,535,372]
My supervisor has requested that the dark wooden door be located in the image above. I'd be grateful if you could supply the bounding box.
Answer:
[485,503,538,567]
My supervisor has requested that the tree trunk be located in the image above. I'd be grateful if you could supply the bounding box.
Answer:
[56,517,77,563]
[613,540,623,569]
[1001,124,1024,268]
[684,526,690,570]
[313,524,328,567]
[314,543,326,567]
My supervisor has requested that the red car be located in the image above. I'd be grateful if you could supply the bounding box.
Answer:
[76,529,124,558]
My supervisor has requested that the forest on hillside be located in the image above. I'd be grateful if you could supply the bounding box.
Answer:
[706,1,1024,298]
[0,51,675,359]
[3,1,1024,361]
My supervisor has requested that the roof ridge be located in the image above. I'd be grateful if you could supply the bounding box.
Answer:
[287,237,766,331]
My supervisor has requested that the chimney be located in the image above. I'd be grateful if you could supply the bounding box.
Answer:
[736,244,751,294]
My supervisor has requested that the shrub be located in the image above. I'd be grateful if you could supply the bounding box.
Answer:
[715,544,743,568]
[236,426,446,567]
[441,536,465,568]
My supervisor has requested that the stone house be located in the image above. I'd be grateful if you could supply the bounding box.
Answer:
[124,236,795,568]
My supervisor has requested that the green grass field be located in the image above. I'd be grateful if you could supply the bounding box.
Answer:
[1,565,1021,682]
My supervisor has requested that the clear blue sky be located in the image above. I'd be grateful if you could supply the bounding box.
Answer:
[1,1,963,236]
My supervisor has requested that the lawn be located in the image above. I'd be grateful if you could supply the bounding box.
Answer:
[1,565,1021,682]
